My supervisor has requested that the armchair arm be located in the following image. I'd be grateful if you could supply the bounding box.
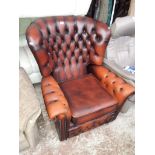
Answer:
[89,65,135,107]
[25,109,41,147]
[41,76,71,121]
[103,58,135,86]
[41,76,71,140]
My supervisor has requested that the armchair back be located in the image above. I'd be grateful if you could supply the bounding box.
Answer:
[26,16,110,82]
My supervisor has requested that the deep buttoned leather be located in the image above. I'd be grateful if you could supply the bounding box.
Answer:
[41,76,71,120]
[26,16,110,82]
[88,65,135,106]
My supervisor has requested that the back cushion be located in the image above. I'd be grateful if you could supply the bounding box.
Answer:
[26,16,110,83]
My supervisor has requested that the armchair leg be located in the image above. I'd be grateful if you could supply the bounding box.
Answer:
[54,117,69,141]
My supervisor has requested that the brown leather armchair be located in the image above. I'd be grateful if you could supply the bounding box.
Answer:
[26,16,134,141]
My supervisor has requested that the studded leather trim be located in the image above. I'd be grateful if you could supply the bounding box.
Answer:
[41,76,71,120]
[89,65,135,106]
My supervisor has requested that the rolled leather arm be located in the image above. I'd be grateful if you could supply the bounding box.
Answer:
[41,76,71,120]
[89,65,135,106]
[103,58,135,86]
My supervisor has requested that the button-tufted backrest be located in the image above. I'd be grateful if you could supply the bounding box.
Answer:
[26,16,111,83]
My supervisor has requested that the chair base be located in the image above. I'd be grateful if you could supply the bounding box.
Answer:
[54,110,119,141]
[68,111,118,138]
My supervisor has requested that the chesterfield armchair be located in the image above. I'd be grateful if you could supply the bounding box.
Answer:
[26,16,134,141]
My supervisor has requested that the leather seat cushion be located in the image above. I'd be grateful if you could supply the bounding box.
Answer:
[60,74,118,125]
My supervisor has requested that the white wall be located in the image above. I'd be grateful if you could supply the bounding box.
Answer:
[19,0,92,17]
